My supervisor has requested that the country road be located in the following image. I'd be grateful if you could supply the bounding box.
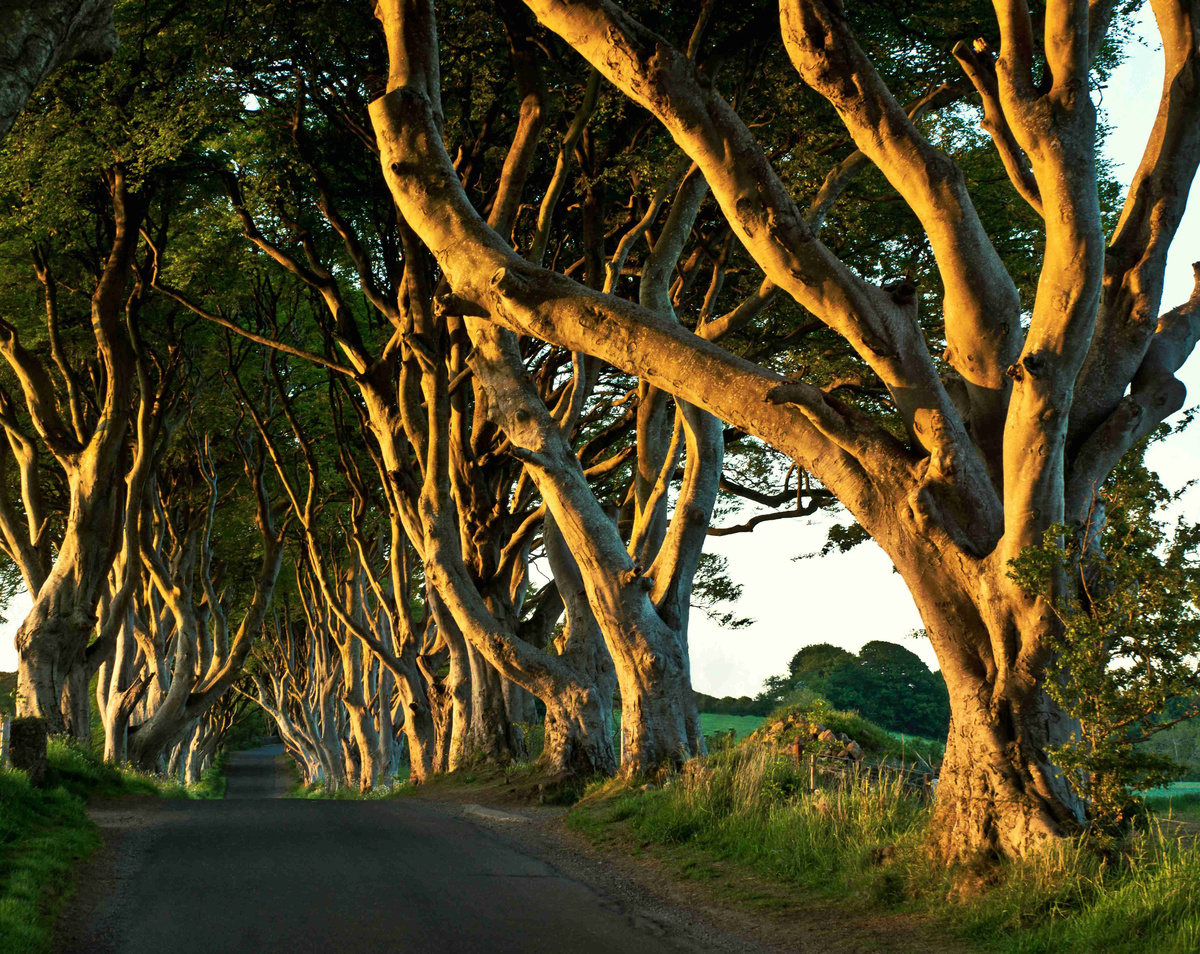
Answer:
[52,746,761,954]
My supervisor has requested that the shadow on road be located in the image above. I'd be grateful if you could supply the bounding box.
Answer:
[53,746,759,954]
[224,744,287,799]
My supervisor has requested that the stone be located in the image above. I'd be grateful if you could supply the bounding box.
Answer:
[10,717,47,787]
[845,740,864,761]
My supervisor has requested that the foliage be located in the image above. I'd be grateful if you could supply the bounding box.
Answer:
[1009,455,1200,831]
[692,691,774,717]
[757,640,952,739]
[690,554,753,630]
[1139,718,1200,782]
[0,672,14,718]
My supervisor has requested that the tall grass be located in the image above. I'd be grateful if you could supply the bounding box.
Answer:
[956,823,1200,952]
[575,743,930,899]
[571,715,1200,953]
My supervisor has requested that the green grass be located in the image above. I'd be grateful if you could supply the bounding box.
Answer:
[699,713,763,739]
[292,780,417,799]
[951,826,1200,953]
[0,738,228,953]
[0,766,99,953]
[569,702,1200,954]
[1144,782,1200,799]
[752,698,945,765]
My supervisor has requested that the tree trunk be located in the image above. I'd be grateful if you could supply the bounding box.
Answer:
[344,701,382,792]
[15,597,97,733]
[611,644,692,775]
[394,661,438,782]
[465,642,522,762]
[503,677,538,727]
[434,605,473,772]
[60,662,91,745]
[933,669,1084,861]
[542,687,616,776]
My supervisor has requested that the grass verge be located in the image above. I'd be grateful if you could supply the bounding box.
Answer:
[0,766,99,954]
[291,778,417,799]
[0,738,228,953]
[568,703,1199,954]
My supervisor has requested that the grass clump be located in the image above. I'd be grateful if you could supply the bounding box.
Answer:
[953,824,1200,953]
[292,778,417,799]
[573,742,929,901]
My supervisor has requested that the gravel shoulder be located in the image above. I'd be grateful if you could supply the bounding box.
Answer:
[440,793,979,954]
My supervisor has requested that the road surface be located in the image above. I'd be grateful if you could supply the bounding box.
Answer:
[54,746,756,954]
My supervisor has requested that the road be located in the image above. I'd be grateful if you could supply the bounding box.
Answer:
[54,746,756,954]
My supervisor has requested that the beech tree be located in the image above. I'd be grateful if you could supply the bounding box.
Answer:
[0,0,238,733]
[368,0,1200,859]
[0,0,116,139]
[144,0,757,777]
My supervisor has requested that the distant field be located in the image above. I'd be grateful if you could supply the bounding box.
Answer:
[886,729,945,751]
[1146,782,1200,796]
[699,714,763,739]
[1143,781,1200,802]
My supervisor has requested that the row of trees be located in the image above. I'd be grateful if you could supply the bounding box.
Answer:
[1,0,1197,859]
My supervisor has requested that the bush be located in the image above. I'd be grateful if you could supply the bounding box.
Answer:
[757,696,945,765]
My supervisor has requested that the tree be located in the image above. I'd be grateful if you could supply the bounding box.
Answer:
[1009,446,1200,830]
[0,0,116,139]
[368,0,1200,859]
[0,0,241,734]
[789,643,856,680]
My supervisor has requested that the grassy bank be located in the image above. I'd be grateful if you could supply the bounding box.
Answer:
[0,764,99,954]
[567,705,1199,954]
[0,739,226,953]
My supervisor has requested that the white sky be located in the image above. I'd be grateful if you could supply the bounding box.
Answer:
[1,12,1197,700]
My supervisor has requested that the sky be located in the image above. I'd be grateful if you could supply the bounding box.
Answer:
[1,11,1197,699]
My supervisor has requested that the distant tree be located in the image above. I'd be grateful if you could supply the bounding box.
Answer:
[788,643,856,679]
[762,638,951,737]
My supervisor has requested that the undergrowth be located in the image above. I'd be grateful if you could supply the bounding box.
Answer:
[569,701,1199,953]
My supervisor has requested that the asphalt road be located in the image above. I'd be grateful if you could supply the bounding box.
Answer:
[54,746,750,954]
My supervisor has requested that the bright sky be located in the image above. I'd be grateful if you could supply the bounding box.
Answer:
[1,11,1196,700]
